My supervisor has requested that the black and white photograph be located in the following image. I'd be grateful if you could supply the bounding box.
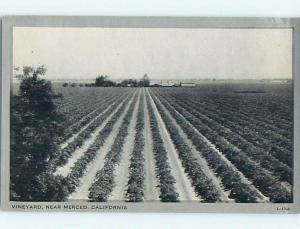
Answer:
[1,17,299,214]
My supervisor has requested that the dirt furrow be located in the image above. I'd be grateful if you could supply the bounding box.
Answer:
[147,89,199,201]
[143,89,160,201]
[108,90,141,201]
[68,91,137,201]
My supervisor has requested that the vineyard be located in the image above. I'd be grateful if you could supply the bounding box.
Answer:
[41,84,294,202]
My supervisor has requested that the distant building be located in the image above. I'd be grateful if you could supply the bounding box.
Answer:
[156,80,175,87]
[180,82,196,87]
[271,80,288,84]
[149,82,157,86]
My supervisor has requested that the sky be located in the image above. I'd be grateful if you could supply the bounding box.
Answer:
[13,27,292,80]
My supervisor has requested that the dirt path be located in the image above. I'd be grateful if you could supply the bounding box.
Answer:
[108,90,141,201]
[156,93,269,203]
[151,92,232,202]
[143,89,160,201]
[147,89,199,201]
[68,91,138,201]
[54,93,131,177]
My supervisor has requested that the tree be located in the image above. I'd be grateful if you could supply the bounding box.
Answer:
[10,65,67,201]
[139,74,150,87]
[85,83,94,87]
[118,79,138,87]
[95,75,106,86]
[95,75,116,87]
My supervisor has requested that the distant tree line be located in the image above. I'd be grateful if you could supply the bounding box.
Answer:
[62,82,85,87]
[62,74,150,88]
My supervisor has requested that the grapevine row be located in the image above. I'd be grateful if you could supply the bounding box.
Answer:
[164,90,292,153]
[185,95,293,153]
[179,97,293,167]
[125,91,146,202]
[146,92,179,202]
[63,91,136,194]
[52,92,130,169]
[56,88,121,128]
[215,93,293,128]
[150,92,221,202]
[152,91,292,203]
[88,93,138,201]
[161,88,292,139]
[150,91,265,203]
[154,92,292,203]
[159,93,293,183]
[59,92,123,145]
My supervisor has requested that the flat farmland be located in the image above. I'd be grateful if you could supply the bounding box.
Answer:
[50,83,293,203]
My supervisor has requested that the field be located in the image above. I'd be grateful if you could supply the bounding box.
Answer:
[38,82,293,203]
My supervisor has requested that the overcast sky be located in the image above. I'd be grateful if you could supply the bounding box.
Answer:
[13,27,292,80]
